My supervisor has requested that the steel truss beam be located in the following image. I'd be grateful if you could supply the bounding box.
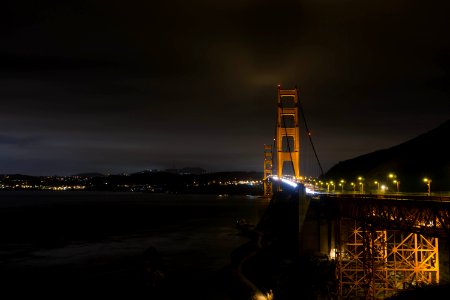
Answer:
[336,219,439,299]
[329,196,450,238]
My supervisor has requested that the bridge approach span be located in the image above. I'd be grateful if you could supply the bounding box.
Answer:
[321,193,450,239]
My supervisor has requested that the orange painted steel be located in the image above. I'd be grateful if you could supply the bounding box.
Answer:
[276,86,300,181]
[263,144,273,197]
[335,220,439,299]
[323,194,449,299]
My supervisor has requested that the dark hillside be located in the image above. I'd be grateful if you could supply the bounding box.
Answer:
[324,119,450,192]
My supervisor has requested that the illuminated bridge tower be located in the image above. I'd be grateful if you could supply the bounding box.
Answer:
[276,85,300,181]
[263,144,273,197]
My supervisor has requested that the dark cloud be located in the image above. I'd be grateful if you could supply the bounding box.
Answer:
[1,1,449,175]
[0,135,43,147]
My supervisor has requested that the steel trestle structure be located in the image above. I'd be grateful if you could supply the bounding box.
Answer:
[326,194,450,299]
[336,220,439,299]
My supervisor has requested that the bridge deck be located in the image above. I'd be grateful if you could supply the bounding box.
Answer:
[319,193,450,238]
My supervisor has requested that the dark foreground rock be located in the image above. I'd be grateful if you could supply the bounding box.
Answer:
[385,283,450,299]
[220,190,337,300]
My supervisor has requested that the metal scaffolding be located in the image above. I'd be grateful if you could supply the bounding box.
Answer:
[336,219,439,299]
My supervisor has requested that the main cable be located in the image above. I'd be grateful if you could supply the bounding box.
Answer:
[296,86,324,177]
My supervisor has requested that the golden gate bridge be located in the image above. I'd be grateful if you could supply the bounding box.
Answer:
[261,85,450,299]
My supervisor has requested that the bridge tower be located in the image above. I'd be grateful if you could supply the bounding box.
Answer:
[276,85,300,181]
[263,144,273,197]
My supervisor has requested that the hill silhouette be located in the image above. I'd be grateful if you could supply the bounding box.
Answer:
[323,119,450,192]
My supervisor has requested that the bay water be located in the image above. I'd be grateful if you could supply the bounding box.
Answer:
[0,191,270,299]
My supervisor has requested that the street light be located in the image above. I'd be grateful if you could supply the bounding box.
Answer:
[423,178,432,195]
[340,179,345,192]
[350,182,355,192]
[393,180,400,193]
[374,181,380,192]
[357,176,364,193]
[388,173,396,191]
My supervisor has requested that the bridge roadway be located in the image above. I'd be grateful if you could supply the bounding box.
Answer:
[317,192,450,239]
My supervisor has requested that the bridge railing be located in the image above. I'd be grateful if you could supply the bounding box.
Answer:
[318,192,450,203]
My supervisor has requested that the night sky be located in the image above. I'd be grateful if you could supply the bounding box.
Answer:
[2,1,449,176]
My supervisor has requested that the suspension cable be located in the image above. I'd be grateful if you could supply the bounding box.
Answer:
[296,86,324,177]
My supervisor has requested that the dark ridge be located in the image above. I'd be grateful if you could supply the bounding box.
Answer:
[71,172,106,177]
[323,119,450,192]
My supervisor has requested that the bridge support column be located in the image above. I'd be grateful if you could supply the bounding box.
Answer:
[276,86,300,184]
[298,197,335,257]
[263,144,273,197]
